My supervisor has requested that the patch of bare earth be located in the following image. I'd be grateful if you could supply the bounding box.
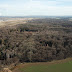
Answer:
[0,18,33,28]
[1,68,12,72]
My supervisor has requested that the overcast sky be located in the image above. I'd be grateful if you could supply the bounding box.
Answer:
[0,0,72,16]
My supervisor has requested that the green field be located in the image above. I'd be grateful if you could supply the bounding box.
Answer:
[18,61,72,72]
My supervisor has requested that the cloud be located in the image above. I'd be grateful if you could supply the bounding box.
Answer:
[6,3,72,16]
[59,0,72,1]
[0,4,9,8]
[0,4,9,16]
[0,13,2,16]
[0,0,72,16]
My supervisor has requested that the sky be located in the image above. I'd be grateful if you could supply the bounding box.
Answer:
[0,0,72,16]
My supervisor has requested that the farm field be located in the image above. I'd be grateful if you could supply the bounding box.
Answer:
[12,58,72,72]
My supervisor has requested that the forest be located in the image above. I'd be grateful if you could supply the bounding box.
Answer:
[0,17,72,68]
